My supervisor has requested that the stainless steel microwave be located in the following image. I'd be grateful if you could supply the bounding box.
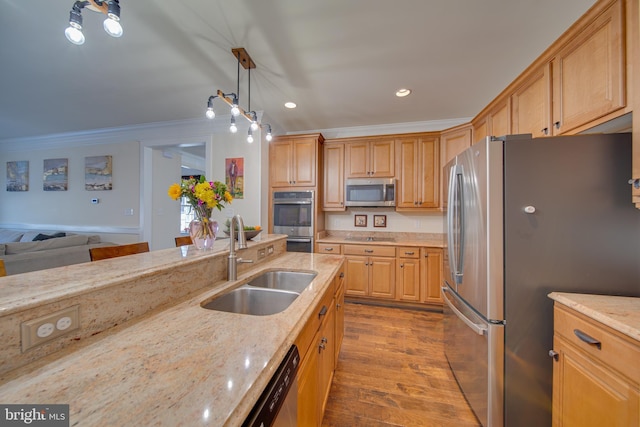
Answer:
[344,178,396,207]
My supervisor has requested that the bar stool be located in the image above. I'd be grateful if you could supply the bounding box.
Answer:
[174,236,192,247]
[89,242,150,261]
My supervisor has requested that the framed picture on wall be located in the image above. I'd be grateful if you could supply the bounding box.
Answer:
[6,160,29,191]
[354,214,367,227]
[43,158,68,191]
[374,215,387,228]
[85,155,113,191]
[225,157,244,199]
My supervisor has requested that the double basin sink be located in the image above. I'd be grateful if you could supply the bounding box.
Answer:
[201,270,317,316]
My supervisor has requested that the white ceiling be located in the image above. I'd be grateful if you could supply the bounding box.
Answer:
[0,0,597,142]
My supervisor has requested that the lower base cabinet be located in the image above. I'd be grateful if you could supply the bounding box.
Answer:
[551,303,640,426]
[295,262,345,426]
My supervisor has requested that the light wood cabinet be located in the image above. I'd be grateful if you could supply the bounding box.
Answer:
[295,265,343,427]
[322,142,345,210]
[270,134,323,187]
[396,247,420,302]
[343,245,396,299]
[440,124,473,208]
[551,0,625,135]
[344,138,395,178]
[551,303,640,426]
[420,248,443,304]
[511,63,552,137]
[316,242,342,255]
[396,134,440,210]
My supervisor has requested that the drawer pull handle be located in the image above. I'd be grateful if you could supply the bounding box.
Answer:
[318,305,328,318]
[324,247,334,251]
[405,251,415,255]
[573,329,601,350]
[364,249,374,253]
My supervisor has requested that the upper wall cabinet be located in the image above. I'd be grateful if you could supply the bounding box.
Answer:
[344,138,395,178]
[396,134,440,210]
[270,134,324,188]
[322,142,345,211]
[440,124,473,208]
[511,63,552,137]
[551,0,625,134]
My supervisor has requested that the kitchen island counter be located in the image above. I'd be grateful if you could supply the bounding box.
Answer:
[0,251,344,426]
[548,292,640,342]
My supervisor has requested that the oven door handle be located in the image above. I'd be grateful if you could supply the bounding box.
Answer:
[286,238,312,243]
[274,200,312,205]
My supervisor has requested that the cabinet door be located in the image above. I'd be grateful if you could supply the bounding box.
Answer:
[511,63,552,137]
[318,301,336,420]
[552,335,639,427]
[488,100,510,137]
[421,248,443,304]
[417,136,439,208]
[345,256,368,296]
[369,256,396,299]
[270,141,293,187]
[396,138,419,208]
[370,139,395,177]
[397,258,420,301]
[334,280,345,368]
[297,342,320,427]
[292,138,317,186]
[552,0,624,134]
[323,143,345,210]
[344,141,369,178]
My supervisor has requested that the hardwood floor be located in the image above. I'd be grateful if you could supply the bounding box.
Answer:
[322,302,481,427]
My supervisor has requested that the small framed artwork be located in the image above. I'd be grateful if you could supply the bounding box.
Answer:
[43,158,68,191]
[6,160,29,191]
[85,155,113,191]
[354,214,367,227]
[374,215,387,228]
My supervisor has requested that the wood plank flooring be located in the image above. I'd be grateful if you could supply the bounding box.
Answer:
[321,302,481,427]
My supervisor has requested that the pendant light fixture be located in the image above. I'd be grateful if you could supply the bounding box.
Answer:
[65,0,122,45]
[205,48,273,143]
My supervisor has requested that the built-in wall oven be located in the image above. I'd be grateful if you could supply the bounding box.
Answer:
[272,191,314,253]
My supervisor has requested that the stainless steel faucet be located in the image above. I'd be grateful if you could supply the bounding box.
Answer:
[228,214,253,280]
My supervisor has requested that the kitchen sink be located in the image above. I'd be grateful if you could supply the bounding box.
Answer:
[246,270,317,293]
[201,285,300,316]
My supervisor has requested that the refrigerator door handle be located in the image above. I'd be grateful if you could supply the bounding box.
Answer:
[447,165,465,285]
[442,287,487,336]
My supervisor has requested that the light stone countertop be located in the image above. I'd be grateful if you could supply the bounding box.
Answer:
[317,232,444,248]
[548,292,640,342]
[0,251,344,426]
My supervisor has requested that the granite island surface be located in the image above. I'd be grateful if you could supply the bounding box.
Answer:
[548,292,640,342]
[0,236,344,426]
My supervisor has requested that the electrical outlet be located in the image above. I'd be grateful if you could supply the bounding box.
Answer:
[258,248,266,259]
[21,305,80,353]
[267,245,274,255]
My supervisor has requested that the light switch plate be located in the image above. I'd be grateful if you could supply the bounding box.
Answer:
[21,305,80,353]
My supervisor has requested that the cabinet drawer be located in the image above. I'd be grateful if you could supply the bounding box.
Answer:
[396,247,419,258]
[554,304,640,383]
[343,244,396,257]
[317,243,342,254]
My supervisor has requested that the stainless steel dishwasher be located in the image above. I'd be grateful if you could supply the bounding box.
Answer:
[243,345,300,427]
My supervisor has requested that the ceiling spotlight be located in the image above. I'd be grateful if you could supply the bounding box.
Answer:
[247,128,254,144]
[64,0,123,44]
[395,88,412,97]
[265,125,273,142]
[205,96,216,119]
[230,117,237,133]
[230,95,240,116]
[65,3,85,45]
[284,102,297,109]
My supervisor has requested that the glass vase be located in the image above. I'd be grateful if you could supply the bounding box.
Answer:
[189,218,218,250]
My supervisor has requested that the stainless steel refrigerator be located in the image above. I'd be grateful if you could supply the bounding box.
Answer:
[442,133,640,427]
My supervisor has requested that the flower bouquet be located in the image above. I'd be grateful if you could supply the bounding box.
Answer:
[168,176,232,249]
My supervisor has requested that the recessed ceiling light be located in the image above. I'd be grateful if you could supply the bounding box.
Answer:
[284,102,297,109]
[395,88,411,97]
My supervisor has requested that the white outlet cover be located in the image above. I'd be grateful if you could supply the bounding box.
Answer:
[56,316,72,330]
[37,323,55,338]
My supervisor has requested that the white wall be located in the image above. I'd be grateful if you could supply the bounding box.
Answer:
[150,149,182,250]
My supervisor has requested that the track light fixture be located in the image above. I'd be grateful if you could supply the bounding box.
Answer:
[65,0,122,45]
[205,48,274,143]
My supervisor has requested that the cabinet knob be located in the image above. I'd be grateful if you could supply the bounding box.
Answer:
[339,272,345,278]
[400,264,404,268]
[336,303,342,309]
[541,127,549,135]
[554,121,561,129]
[319,343,326,352]
[321,337,328,344]
[548,350,559,361]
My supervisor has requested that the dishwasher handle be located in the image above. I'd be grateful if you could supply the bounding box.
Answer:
[442,287,487,336]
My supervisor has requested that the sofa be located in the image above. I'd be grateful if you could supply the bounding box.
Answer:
[0,230,116,275]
